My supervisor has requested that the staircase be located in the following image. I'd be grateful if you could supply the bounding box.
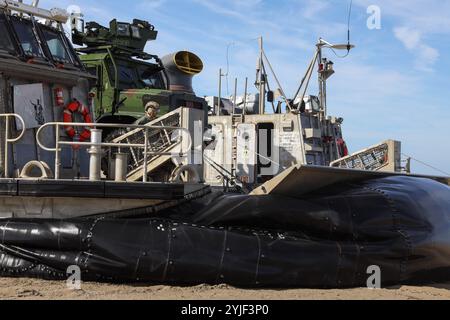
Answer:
[111,109,183,181]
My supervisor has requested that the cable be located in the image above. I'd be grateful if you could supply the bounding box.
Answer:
[329,47,350,59]
[261,48,293,111]
[222,42,234,96]
[402,153,450,176]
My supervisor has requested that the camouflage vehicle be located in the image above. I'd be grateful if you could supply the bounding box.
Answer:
[71,18,207,133]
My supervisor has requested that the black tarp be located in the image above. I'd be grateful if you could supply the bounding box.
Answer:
[0,176,449,288]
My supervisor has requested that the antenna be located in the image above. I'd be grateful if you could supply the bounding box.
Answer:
[347,0,353,52]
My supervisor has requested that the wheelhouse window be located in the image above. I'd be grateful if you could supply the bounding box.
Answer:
[41,27,72,64]
[0,14,16,54]
[11,18,44,58]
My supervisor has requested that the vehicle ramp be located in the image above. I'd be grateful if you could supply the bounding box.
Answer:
[250,165,450,197]
[330,140,401,172]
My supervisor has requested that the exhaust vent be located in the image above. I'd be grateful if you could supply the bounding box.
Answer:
[161,51,203,93]
[173,51,203,75]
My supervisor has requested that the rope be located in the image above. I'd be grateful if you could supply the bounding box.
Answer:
[402,153,450,176]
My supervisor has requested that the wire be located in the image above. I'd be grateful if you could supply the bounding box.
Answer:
[222,42,234,96]
[221,37,260,96]
[329,47,350,58]
[402,153,450,176]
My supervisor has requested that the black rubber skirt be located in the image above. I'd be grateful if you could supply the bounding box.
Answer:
[1,176,449,288]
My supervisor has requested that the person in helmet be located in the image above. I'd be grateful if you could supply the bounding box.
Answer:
[134,101,160,126]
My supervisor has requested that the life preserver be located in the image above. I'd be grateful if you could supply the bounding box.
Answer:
[336,138,349,157]
[63,100,92,142]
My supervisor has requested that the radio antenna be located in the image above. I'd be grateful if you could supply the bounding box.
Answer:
[347,0,353,51]
[329,0,354,59]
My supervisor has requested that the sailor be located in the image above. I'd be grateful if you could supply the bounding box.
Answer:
[134,101,160,125]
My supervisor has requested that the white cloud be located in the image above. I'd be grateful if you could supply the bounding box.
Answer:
[192,0,250,22]
[393,27,421,50]
[301,0,329,19]
[393,26,439,72]
[416,44,439,72]
[139,0,166,10]
[354,0,450,34]
[355,0,444,71]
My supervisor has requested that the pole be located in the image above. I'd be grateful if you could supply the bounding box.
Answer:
[233,78,238,115]
[258,37,265,115]
[54,124,60,179]
[88,129,102,181]
[143,128,148,182]
[217,68,222,116]
[4,116,9,178]
[317,44,324,116]
[114,153,127,182]
[243,77,248,115]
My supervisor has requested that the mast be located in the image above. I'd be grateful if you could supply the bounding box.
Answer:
[316,38,354,118]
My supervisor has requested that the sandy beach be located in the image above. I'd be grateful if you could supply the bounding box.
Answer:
[1,278,449,300]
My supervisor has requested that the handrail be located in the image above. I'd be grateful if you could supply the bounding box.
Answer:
[36,122,193,181]
[36,122,184,151]
[0,113,26,178]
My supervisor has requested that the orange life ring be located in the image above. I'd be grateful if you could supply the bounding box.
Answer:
[63,100,92,142]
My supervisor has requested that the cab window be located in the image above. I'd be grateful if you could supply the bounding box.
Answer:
[138,66,165,89]
[107,59,166,90]
[116,63,139,89]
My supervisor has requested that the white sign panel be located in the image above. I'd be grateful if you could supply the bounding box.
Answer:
[13,83,46,130]
[236,123,257,184]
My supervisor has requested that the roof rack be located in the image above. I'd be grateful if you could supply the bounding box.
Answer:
[76,45,159,61]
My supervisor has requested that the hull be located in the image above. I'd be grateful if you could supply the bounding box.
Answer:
[0,178,209,219]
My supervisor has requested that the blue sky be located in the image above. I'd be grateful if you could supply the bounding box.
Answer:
[46,0,449,175]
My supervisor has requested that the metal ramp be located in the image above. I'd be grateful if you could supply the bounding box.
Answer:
[109,109,183,181]
[251,165,450,197]
[330,140,402,172]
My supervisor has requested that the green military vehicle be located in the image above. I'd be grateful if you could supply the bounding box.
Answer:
[70,18,208,180]
[71,18,207,132]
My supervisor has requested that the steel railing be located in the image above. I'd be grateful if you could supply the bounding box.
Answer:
[36,122,192,181]
[0,113,26,178]
[330,142,390,171]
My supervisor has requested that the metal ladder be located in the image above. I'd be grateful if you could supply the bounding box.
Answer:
[230,114,244,183]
